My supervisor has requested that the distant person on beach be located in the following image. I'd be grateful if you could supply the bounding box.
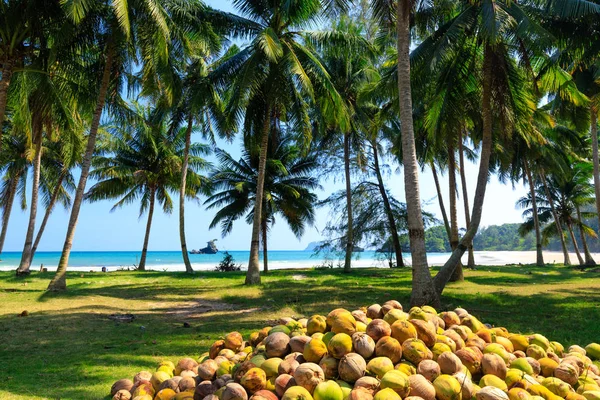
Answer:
[102,266,107,272]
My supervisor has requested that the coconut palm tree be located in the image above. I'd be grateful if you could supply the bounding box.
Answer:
[212,0,347,284]
[85,105,211,271]
[206,135,320,273]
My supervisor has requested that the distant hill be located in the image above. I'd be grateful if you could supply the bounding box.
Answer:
[304,241,323,251]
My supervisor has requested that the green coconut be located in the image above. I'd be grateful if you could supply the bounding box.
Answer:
[479,375,508,391]
[373,388,401,400]
[527,344,547,360]
[383,309,407,326]
[150,371,171,392]
[380,370,410,397]
[586,344,600,361]
[270,325,292,335]
[511,358,535,375]
[529,335,551,351]
[304,338,328,363]
[367,356,394,379]
[250,354,267,368]
[217,360,236,377]
[314,380,344,400]
[541,377,571,398]
[433,374,463,400]
[328,333,353,359]
[260,357,282,379]
[323,332,336,346]
[282,386,314,400]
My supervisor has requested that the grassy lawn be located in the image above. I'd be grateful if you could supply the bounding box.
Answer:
[0,264,599,399]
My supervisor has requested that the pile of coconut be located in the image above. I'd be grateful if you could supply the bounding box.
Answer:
[109,300,600,400]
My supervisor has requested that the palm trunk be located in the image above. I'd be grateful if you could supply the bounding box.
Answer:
[458,131,475,268]
[448,143,464,281]
[343,131,354,273]
[431,162,451,241]
[16,123,43,276]
[591,108,600,232]
[179,116,194,273]
[30,171,67,262]
[0,172,20,255]
[245,105,271,285]
[372,140,404,267]
[575,205,595,266]
[524,161,544,267]
[262,217,268,273]
[138,188,156,271]
[540,171,571,265]
[566,219,584,265]
[48,45,114,290]
[397,0,437,306]
[0,59,15,148]
[433,44,494,295]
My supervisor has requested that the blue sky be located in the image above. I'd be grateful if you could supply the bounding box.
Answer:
[1,0,528,252]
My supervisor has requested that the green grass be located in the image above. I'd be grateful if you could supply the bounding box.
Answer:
[0,265,599,399]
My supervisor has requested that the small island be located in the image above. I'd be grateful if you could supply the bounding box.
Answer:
[189,240,219,254]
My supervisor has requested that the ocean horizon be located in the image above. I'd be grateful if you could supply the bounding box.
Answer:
[0,250,591,272]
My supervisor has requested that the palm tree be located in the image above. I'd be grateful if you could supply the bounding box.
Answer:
[206,136,320,273]
[85,105,210,271]
[212,0,346,285]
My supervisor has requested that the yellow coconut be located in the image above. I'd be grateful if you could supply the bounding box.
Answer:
[373,388,401,400]
[328,333,353,359]
[327,309,357,335]
[433,374,463,400]
[304,338,328,363]
[479,375,508,391]
[402,339,432,366]
[375,336,403,364]
[380,370,410,397]
[307,316,327,335]
[367,357,394,379]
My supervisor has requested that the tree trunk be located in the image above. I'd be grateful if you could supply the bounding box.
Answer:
[0,59,15,149]
[16,122,43,276]
[540,171,571,265]
[372,140,404,268]
[433,44,494,295]
[30,171,67,262]
[397,0,437,307]
[575,205,595,266]
[566,219,584,265]
[431,162,451,241]
[0,172,20,255]
[47,45,114,290]
[179,116,194,273]
[138,188,156,271]
[245,105,271,285]
[343,131,354,273]
[262,217,268,273]
[448,143,464,281]
[458,131,475,268]
[591,107,600,233]
[524,161,544,267]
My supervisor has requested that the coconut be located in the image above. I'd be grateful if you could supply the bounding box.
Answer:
[195,381,216,399]
[524,357,541,376]
[526,344,547,360]
[111,379,134,396]
[180,370,197,379]
[374,388,401,400]
[479,375,508,391]
[279,357,300,375]
[220,349,237,360]
[352,310,369,324]
[396,362,417,376]
[317,355,338,380]
[328,333,353,359]
[224,332,244,351]
[440,312,461,328]
[367,356,395,379]
[376,336,403,364]
[367,304,383,319]
[482,353,508,379]
[349,388,375,400]
[355,377,381,394]
[438,352,463,375]
[366,319,392,342]
[217,360,236,377]
[131,381,156,398]
[510,358,535,375]
[178,377,196,393]
[455,347,482,375]
[417,360,441,382]
[541,377,571,398]
[211,340,227,359]
[410,320,437,348]
[275,374,295,397]
[339,353,367,383]
[384,309,408,325]
[240,368,267,394]
[508,388,533,400]
[436,334,457,352]
[432,343,453,360]
[462,315,484,332]
[380,370,410,397]
[352,332,376,359]
[265,332,291,358]
[251,390,279,400]
[586,344,600,361]
[160,377,182,393]
[497,337,516,353]
[433,375,463,400]
[314,380,344,400]
[391,320,418,344]
[454,371,475,400]
[467,336,488,352]
[408,374,436,400]
[402,339,432,366]
[294,363,325,393]
[443,330,465,350]
[291,336,313,353]
[282,386,315,400]
[215,375,233,389]
[327,309,357,335]
[113,390,132,400]
[476,386,509,400]
[134,371,153,384]
[151,371,172,392]
[555,363,579,386]
[222,383,249,400]
[155,389,177,400]
[304,338,328,363]
[175,392,195,400]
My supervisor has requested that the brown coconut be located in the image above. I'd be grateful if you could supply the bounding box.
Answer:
[525,357,541,376]
[178,377,196,393]
[112,390,132,400]
[194,381,216,400]
[482,353,508,379]
[279,357,300,375]
[222,383,249,400]
[442,330,465,350]
[410,320,437,348]
[160,377,182,392]
[349,388,375,400]
[264,332,291,358]
[319,355,339,380]
[210,340,226,359]
[440,312,461,328]
[554,363,579,386]
[353,310,370,324]
[224,332,244,351]
[198,360,219,381]
[290,335,312,353]
[366,319,392,342]
[376,336,403,364]
[293,362,325,393]
[455,347,482,375]
[134,371,153,384]
[437,352,463,375]
[339,353,367,383]
[383,300,403,312]
[408,374,436,400]
[367,304,384,319]
[355,376,381,394]
[233,361,257,382]
[353,332,376,359]
[417,360,441,382]
[275,374,295,397]
[111,379,134,396]
[250,390,279,400]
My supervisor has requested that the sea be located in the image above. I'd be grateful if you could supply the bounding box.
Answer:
[0,250,590,272]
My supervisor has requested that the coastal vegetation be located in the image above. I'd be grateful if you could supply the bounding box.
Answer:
[0,0,599,307]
